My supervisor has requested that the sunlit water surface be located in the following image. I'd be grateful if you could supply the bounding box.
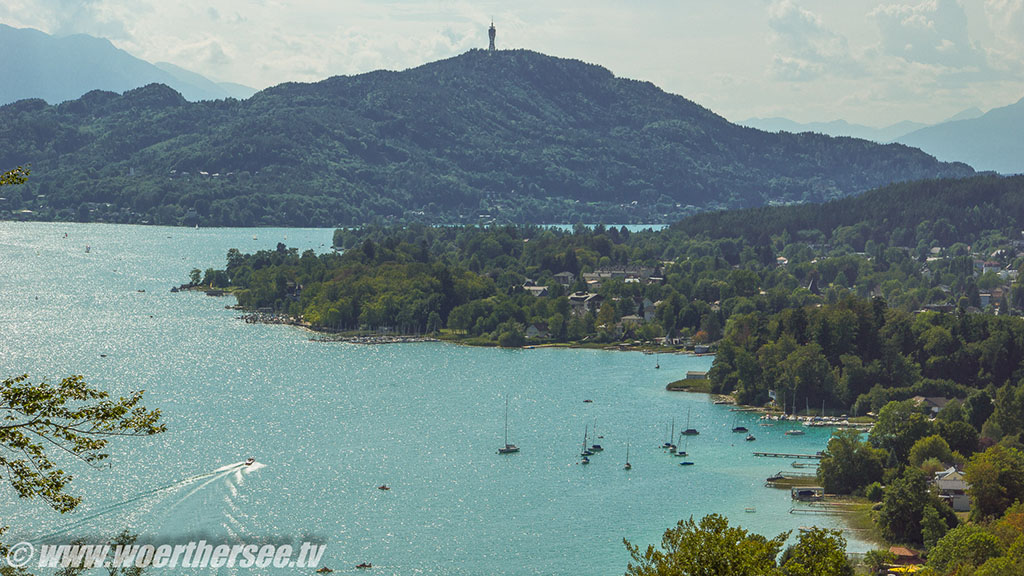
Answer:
[0,222,870,574]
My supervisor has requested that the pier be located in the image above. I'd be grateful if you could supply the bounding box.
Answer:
[753,451,823,459]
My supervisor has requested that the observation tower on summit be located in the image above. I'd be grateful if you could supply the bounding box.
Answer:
[488,22,496,51]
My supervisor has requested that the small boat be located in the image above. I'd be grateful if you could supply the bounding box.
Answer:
[679,461,695,466]
[583,399,593,403]
[624,443,632,470]
[85,245,91,253]
[315,567,333,573]
[785,429,805,436]
[745,434,756,442]
[655,362,660,369]
[355,563,372,569]
[244,457,256,466]
[377,485,390,491]
[744,507,756,513]
[497,396,520,454]
[731,413,748,433]
[581,456,590,465]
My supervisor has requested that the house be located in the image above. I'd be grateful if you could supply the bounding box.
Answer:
[525,323,549,339]
[983,261,1002,276]
[694,345,710,354]
[888,546,922,566]
[934,467,970,512]
[553,271,575,287]
[620,314,644,326]
[523,285,549,297]
[911,396,950,415]
[686,371,707,380]
[567,292,604,315]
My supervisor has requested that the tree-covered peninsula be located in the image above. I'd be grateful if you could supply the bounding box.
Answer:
[191,173,1024,575]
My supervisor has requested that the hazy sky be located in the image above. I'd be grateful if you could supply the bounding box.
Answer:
[2,0,1023,126]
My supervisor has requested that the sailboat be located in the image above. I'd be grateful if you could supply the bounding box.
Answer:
[681,408,699,436]
[673,432,689,457]
[662,419,675,449]
[590,419,604,452]
[668,418,677,453]
[624,443,632,470]
[497,396,519,454]
[581,425,594,457]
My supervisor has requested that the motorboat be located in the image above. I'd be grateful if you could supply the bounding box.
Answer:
[377,485,390,491]
[745,434,756,441]
[244,457,256,466]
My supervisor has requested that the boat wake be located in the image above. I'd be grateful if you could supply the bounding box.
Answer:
[38,460,260,543]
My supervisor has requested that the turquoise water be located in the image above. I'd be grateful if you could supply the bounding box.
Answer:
[0,222,868,575]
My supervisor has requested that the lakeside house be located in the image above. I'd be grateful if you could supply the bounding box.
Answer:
[934,466,970,512]
[686,371,707,380]
[568,291,604,315]
[525,323,549,339]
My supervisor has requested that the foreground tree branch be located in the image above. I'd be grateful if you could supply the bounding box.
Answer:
[0,374,165,513]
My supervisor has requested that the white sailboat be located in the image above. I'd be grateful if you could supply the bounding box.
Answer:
[497,396,519,454]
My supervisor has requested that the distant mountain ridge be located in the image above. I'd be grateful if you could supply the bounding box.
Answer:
[0,49,973,227]
[0,24,255,104]
[739,117,930,143]
[743,101,1023,175]
[897,98,1024,175]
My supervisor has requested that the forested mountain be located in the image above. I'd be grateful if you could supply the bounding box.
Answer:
[0,49,973,226]
[897,97,1024,175]
[670,175,1024,249]
[0,24,253,105]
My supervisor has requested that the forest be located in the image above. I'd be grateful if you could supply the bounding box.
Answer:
[0,50,972,227]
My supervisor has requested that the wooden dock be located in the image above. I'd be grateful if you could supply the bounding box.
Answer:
[753,451,823,459]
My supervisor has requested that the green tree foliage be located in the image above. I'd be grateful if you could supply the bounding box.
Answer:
[778,528,853,576]
[862,549,896,574]
[965,445,1024,521]
[0,51,973,226]
[878,467,956,545]
[0,374,164,513]
[624,514,787,576]
[870,400,936,464]
[927,524,1005,575]
[624,515,852,576]
[909,434,954,468]
[921,504,949,550]
[816,429,886,495]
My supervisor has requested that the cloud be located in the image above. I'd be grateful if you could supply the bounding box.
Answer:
[870,0,987,70]
[766,1,860,81]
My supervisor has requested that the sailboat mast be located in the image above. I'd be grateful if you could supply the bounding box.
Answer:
[504,396,510,445]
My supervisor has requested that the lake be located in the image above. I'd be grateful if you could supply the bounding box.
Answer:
[0,221,870,575]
